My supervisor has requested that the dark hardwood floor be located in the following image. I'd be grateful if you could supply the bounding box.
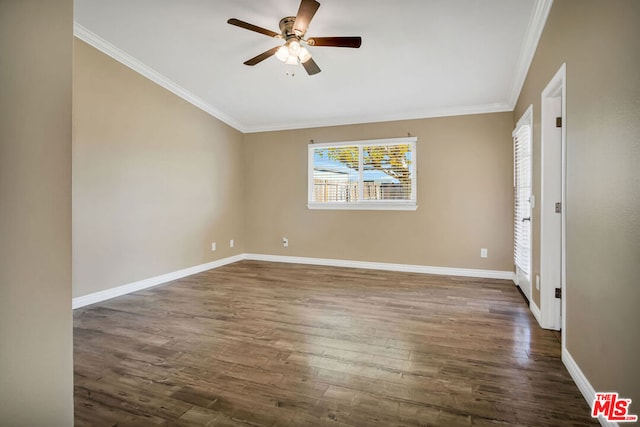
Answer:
[73,261,597,426]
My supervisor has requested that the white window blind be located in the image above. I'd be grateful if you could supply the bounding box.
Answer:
[308,137,417,210]
[513,124,532,279]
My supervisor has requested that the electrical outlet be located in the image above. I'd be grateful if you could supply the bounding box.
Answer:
[230,239,234,248]
[283,237,288,247]
[480,248,488,258]
[211,242,216,251]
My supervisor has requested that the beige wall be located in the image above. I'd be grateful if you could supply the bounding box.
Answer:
[515,0,639,402]
[244,113,514,271]
[0,0,74,425]
[5,0,635,421]
[73,39,246,297]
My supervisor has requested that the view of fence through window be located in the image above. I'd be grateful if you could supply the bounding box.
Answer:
[311,143,413,203]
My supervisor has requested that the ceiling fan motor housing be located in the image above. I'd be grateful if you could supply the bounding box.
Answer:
[279,16,303,40]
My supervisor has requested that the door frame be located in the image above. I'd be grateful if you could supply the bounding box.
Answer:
[539,63,567,339]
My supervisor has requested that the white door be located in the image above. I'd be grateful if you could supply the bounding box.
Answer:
[513,107,533,303]
[540,64,566,332]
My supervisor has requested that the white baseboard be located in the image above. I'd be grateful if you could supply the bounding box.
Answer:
[530,298,542,325]
[73,253,514,309]
[72,254,244,309]
[562,348,616,427]
[244,253,515,281]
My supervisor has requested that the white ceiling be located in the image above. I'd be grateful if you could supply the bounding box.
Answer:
[74,0,551,133]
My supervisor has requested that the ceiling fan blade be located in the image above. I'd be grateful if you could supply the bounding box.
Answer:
[293,0,320,35]
[307,37,362,48]
[244,46,280,66]
[227,18,279,38]
[302,57,321,75]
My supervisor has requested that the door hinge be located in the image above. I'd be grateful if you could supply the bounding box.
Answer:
[555,288,562,299]
[555,202,562,213]
[556,117,562,128]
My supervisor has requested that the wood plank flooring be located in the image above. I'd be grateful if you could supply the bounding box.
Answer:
[73,261,597,426]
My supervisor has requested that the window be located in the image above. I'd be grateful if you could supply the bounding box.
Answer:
[308,137,417,210]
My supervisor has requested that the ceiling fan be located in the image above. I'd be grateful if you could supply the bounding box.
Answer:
[227,0,362,75]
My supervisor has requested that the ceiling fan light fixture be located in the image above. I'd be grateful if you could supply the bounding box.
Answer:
[285,54,299,65]
[288,39,301,56]
[298,47,312,63]
[275,45,289,62]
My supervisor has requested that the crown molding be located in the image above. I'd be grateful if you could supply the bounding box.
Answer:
[75,0,552,135]
[242,102,514,133]
[507,0,554,108]
[73,22,248,133]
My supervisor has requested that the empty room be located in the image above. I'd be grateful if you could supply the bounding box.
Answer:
[1,0,638,426]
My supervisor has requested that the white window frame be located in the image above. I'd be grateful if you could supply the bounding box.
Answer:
[513,105,533,286]
[308,137,417,211]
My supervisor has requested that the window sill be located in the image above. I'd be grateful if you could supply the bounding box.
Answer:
[307,202,418,211]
